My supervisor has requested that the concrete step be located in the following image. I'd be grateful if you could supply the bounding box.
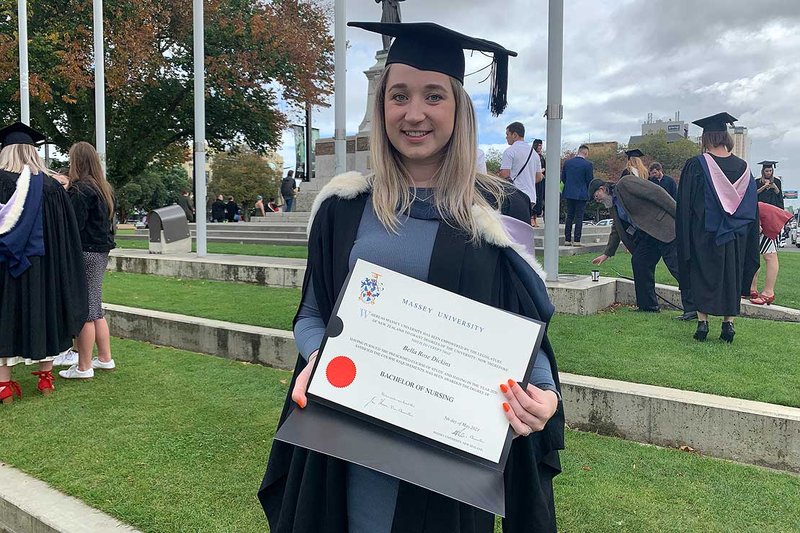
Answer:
[102,302,800,475]
[190,222,308,232]
[117,234,309,246]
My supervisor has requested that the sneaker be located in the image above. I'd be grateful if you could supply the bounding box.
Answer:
[58,365,94,379]
[53,348,79,366]
[92,358,116,370]
[572,242,584,247]
[564,240,572,246]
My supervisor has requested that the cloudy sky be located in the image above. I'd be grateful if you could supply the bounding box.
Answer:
[279,0,799,205]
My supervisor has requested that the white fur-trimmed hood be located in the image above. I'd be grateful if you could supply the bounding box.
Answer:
[308,172,547,280]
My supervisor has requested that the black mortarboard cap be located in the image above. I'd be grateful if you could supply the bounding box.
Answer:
[625,149,644,158]
[348,22,518,116]
[692,112,737,132]
[0,122,46,148]
[758,160,778,168]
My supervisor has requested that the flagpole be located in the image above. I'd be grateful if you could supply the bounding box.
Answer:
[18,0,29,124]
[93,0,107,174]
[193,0,207,256]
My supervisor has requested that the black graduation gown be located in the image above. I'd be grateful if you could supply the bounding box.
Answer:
[756,177,784,209]
[0,170,88,359]
[258,190,564,533]
[675,155,759,316]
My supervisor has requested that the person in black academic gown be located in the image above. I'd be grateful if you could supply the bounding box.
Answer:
[675,113,759,343]
[259,22,564,533]
[0,123,88,403]
[748,160,783,305]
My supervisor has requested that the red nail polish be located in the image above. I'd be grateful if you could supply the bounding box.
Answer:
[502,403,510,412]
[298,398,306,409]
[508,379,516,388]
[500,383,509,393]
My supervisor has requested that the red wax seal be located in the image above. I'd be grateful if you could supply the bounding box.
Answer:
[326,356,357,388]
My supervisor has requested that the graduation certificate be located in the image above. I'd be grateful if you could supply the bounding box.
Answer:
[307,259,545,464]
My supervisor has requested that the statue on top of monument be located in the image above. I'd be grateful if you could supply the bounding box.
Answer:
[375,0,405,51]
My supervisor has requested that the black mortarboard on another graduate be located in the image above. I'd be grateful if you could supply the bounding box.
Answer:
[758,160,778,168]
[692,112,737,132]
[0,122,46,148]
[348,22,518,116]
[625,149,644,158]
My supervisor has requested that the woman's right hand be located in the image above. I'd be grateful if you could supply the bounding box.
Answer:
[291,350,319,409]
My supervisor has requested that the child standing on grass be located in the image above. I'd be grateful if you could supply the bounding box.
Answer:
[59,142,117,380]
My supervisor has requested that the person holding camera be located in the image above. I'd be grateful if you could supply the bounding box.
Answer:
[749,160,784,305]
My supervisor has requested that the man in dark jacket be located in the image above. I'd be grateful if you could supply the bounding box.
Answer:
[281,170,297,212]
[176,190,195,222]
[560,144,595,246]
[225,196,239,222]
[648,162,678,200]
[211,195,226,222]
[590,176,695,318]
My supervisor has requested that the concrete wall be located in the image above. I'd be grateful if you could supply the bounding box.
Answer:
[104,304,298,370]
[103,303,800,474]
[107,254,305,289]
[561,372,800,473]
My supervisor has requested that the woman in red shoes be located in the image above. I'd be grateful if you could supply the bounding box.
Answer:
[0,123,87,403]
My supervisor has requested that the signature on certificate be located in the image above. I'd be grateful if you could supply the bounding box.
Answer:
[364,392,415,417]
[444,416,486,444]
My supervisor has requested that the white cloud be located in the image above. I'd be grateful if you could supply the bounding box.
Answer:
[278,0,799,196]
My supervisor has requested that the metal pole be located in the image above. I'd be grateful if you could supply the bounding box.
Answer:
[93,0,107,174]
[334,0,346,175]
[193,0,207,256]
[305,102,313,179]
[18,0,29,124]
[544,0,564,282]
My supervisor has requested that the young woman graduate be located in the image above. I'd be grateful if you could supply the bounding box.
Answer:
[675,113,760,343]
[0,123,87,402]
[258,22,564,533]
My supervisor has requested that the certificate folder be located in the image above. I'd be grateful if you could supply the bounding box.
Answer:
[275,260,545,517]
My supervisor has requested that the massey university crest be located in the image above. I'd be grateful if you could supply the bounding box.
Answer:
[358,272,384,304]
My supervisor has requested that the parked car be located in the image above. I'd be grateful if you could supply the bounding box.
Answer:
[596,218,614,227]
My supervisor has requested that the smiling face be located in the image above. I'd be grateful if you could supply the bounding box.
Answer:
[383,63,456,171]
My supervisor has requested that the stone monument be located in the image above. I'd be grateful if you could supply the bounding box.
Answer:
[295,1,405,211]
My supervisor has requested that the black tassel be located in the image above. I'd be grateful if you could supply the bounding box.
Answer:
[489,53,509,116]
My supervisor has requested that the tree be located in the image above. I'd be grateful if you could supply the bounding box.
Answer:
[116,164,191,222]
[484,147,503,175]
[209,147,281,220]
[629,131,700,179]
[0,0,334,188]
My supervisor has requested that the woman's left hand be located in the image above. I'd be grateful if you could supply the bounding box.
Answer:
[500,379,559,437]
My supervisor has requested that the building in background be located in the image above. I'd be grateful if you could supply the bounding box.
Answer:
[629,111,689,145]
[728,125,750,160]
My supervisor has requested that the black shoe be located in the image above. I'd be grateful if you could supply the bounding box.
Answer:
[693,321,709,341]
[720,321,735,343]
[636,307,660,313]
[673,311,698,321]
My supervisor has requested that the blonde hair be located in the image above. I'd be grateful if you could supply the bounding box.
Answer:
[69,141,115,220]
[369,65,507,241]
[0,144,53,176]
[627,156,648,179]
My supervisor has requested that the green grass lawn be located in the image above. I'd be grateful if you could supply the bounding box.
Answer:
[549,306,800,407]
[103,273,800,407]
[2,339,798,533]
[559,251,800,310]
[103,271,301,331]
[116,239,309,258]
[115,239,800,311]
